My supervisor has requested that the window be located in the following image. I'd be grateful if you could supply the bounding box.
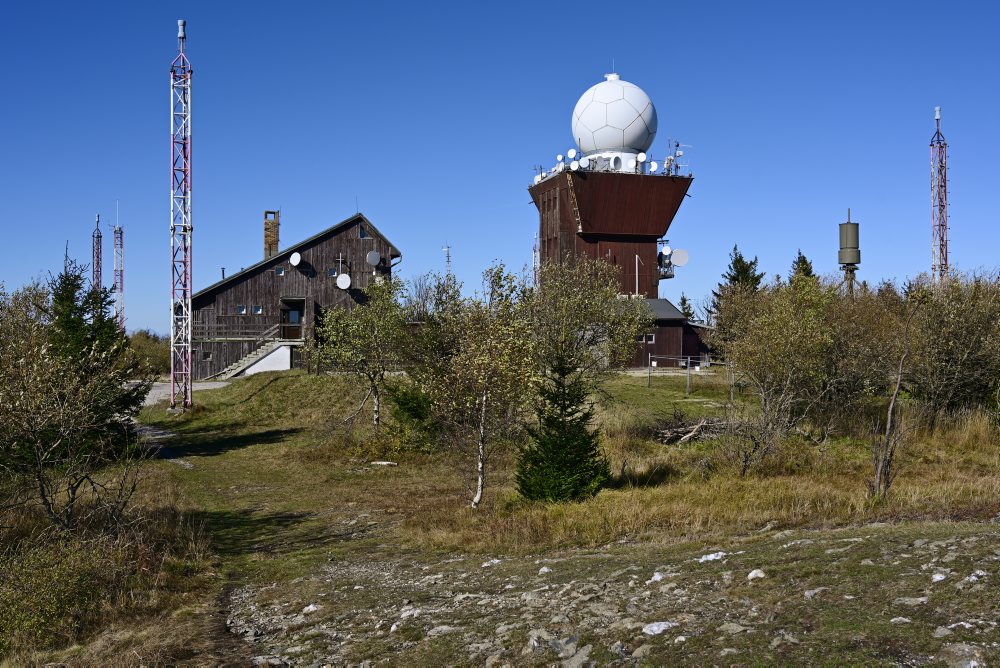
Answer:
[635,333,655,344]
[253,305,263,315]
[328,268,337,277]
[275,267,285,276]
[359,225,369,239]
[237,305,247,315]
[202,350,212,361]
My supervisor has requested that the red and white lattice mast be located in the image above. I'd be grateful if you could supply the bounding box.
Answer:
[170,19,193,409]
[930,106,949,282]
[113,214,124,331]
[92,214,102,288]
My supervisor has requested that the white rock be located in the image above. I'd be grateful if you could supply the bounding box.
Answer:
[804,587,828,599]
[932,573,947,583]
[400,607,421,619]
[698,551,727,563]
[894,596,928,606]
[674,635,687,643]
[890,617,912,624]
[642,621,679,635]
[390,622,399,633]
[302,603,320,614]
[482,558,501,568]
[538,566,552,575]
[645,572,664,585]
[370,460,398,466]
[748,569,766,580]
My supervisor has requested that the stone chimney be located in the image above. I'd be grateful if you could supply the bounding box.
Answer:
[264,210,280,259]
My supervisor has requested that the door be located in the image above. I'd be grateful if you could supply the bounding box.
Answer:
[280,301,303,339]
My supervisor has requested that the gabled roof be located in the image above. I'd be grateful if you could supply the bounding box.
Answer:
[193,213,400,299]
[646,298,686,321]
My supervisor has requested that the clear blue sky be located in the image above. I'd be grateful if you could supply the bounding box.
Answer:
[3,1,997,332]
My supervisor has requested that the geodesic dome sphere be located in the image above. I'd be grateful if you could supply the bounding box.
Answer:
[571,74,657,155]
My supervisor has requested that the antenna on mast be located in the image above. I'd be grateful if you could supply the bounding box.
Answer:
[442,243,452,275]
[169,18,194,410]
[931,106,949,282]
[113,201,125,331]
[92,214,102,288]
[838,208,861,295]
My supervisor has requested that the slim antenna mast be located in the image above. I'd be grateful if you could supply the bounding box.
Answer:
[113,202,125,331]
[170,19,193,409]
[930,106,949,282]
[91,214,102,288]
[442,243,452,275]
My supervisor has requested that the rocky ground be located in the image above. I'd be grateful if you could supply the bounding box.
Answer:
[224,521,1000,667]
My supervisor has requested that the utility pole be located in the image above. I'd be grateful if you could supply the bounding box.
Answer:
[170,19,193,410]
[931,106,949,282]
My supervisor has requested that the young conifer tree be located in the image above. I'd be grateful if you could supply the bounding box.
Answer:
[516,357,610,502]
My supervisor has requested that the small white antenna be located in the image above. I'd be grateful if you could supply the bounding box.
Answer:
[336,251,345,274]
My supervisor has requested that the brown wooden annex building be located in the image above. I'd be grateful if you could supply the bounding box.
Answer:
[191,212,401,380]
[528,169,706,366]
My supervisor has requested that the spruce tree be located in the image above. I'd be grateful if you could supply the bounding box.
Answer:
[678,293,695,320]
[789,249,815,280]
[710,245,765,316]
[516,357,610,502]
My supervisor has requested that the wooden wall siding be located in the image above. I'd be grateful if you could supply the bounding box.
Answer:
[529,173,692,299]
[191,217,398,379]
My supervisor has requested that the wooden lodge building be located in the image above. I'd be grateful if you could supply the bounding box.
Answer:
[190,211,401,380]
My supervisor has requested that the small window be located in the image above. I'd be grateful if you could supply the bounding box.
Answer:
[328,268,337,277]
[237,305,247,315]
[202,351,212,361]
[359,225,369,239]
[275,267,285,276]
[636,333,655,344]
[253,305,263,315]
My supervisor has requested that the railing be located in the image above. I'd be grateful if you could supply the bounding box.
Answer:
[193,321,282,341]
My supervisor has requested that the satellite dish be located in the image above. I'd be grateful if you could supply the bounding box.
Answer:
[366,250,381,266]
[556,162,565,172]
[570,160,579,171]
[534,174,542,184]
[567,148,577,159]
[556,154,564,162]
[662,245,672,256]
[289,252,301,267]
[649,161,659,172]
[637,152,647,162]
[336,273,352,290]
[671,249,689,267]
[580,156,590,169]
[627,159,636,170]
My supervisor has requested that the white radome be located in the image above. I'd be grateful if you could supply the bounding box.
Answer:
[571,73,657,155]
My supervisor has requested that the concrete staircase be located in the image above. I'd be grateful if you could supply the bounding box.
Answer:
[211,340,287,380]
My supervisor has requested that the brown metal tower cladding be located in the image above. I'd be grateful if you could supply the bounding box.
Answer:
[528,171,692,297]
[264,210,280,259]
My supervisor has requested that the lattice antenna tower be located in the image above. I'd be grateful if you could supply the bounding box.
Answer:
[442,243,452,275]
[930,106,949,282]
[91,214,102,288]
[113,202,124,331]
[170,19,193,409]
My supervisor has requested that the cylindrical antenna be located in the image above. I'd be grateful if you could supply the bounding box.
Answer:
[178,19,186,40]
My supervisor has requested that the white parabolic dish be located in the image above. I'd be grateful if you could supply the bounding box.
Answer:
[336,273,351,290]
[671,249,689,267]
[289,252,301,267]
[365,250,381,266]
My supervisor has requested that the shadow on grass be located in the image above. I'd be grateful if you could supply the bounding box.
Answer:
[160,428,302,459]
[192,508,373,557]
[608,462,681,489]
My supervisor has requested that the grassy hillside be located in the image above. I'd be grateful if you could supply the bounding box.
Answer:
[14,369,1000,664]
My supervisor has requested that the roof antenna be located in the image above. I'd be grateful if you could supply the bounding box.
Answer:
[442,243,452,275]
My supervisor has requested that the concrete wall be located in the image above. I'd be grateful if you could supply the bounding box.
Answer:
[243,345,292,376]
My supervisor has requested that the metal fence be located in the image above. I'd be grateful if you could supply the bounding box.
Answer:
[644,354,731,397]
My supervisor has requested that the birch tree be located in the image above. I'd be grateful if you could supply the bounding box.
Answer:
[318,277,406,428]
[429,265,534,508]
